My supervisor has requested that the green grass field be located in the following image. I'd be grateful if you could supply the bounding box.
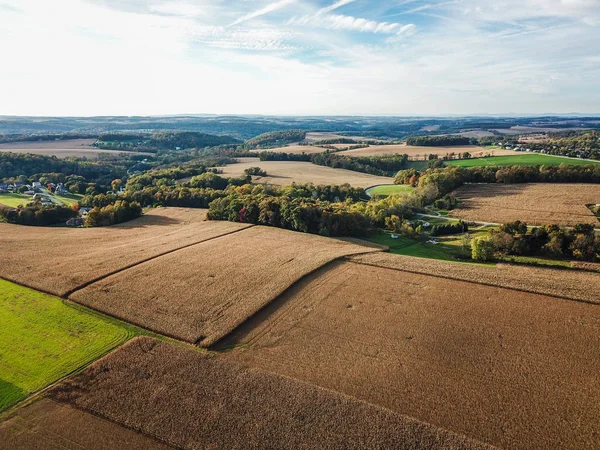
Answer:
[0,192,82,208]
[0,194,31,208]
[367,184,414,197]
[447,154,599,167]
[0,279,134,412]
[367,231,464,262]
[53,193,83,206]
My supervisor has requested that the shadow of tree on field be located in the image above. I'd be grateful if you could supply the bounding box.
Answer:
[0,378,27,413]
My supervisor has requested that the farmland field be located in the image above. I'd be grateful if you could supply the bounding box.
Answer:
[350,252,600,304]
[0,398,172,450]
[12,337,489,450]
[0,192,83,208]
[0,208,250,296]
[338,144,510,158]
[0,139,151,158]
[0,194,31,208]
[219,158,394,188]
[224,261,600,450]
[249,145,326,154]
[0,279,131,413]
[366,231,464,262]
[367,184,414,197]
[447,154,599,167]
[70,226,382,346]
[53,193,83,206]
[450,183,600,226]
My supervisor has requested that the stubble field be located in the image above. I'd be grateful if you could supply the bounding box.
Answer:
[450,183,600,226]
[223,261,600,450]
[350,252,600,304]
[0,398,173,450]
[220,157,394,187]
[250,145,326,154]
[7,337,490,450]
[70,227,381,346]
[0,208,250,296]
[338,144,508,158]
[0,139,150,158]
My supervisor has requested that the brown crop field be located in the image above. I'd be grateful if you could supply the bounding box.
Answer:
[338,144,513,158]
[0,208,250,296]
[451,183,600,226]
[70,226,382,345]
[224,261,600,450]
[0,398,172,450]
[249,145,326,154]
[0,139,151,158]
[219,157,394,187]
[42,337,491,450]
[350,252,600,304]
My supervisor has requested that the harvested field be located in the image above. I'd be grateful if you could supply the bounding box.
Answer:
[304,131,347,142]
[0,139,150,158]
[43,337,490,450]
[224,261,600,450]
[0,398,173,450]
[451,183,600,226]
[338,144,508,158]
[0,208,250,296]
[70,226,381,346]
[349,252,600,304]
[219,158,393,188]
[249,145,325,154]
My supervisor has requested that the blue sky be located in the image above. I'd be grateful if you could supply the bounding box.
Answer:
[0,0,599,115]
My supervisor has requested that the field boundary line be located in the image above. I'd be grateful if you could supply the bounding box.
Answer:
[63,225,254,298]
[348,259,600,307]
[209,249,383,350]
[217,261,348,349]
[0,351,180,449]
[0,333,135,422]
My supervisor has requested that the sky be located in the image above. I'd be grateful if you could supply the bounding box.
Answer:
[0,0,599,116]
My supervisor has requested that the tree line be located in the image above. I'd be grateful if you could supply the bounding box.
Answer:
[472,221,599,262]
[406,136,473,146]
[257,151,410,176]
[395,164,600,191]
[0,204,76,226]
[84,200,142,227]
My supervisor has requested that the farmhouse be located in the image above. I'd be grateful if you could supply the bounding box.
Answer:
[55,183,69,195]
[32,181,42,189]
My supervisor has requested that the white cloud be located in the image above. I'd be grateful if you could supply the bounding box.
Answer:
[193,26,297,51]
[230,0,296,26]
[317,0,357,15]
[290,13,408,34]
[0,0,598,115]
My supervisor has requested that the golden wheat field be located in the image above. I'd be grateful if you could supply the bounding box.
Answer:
[0,139,150,158]
[338,144,514,158]
[451,183,600,226]
[224,260,600,450]
[70,226,382,345]
[14,337,489,450]
[220,157,394,187]
[0,208,250,296]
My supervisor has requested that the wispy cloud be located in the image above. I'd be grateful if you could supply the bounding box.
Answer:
[193,26,298,51]
[230,0,296,27]
[290,13,412,35]
[317,0,356,15]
